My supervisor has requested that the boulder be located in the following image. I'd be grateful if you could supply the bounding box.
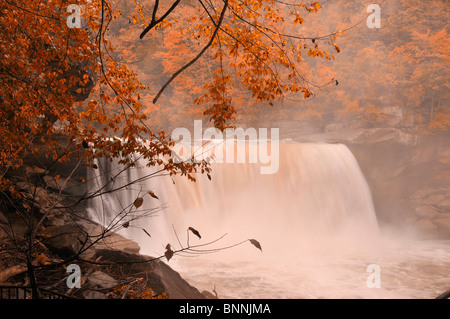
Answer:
[25,165,46,176]
[43,223,87,257]
[43,175,61,191]
[43,218,140,259]
[86,271,118,290]
[92,249,206,299]
[42,175,87,197]
[74,219,140,257]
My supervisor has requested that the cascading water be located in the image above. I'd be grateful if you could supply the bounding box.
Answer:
[86,141,450,298]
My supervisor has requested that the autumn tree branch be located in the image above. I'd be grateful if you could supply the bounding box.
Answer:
[152,0,229,104]
[139,0,181,39]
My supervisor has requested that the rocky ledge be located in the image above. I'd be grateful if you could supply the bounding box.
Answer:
[41,215,208,299]
[0,164,212,299]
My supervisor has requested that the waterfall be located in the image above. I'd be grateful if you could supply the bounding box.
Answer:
[85,141,450,298]
[86,141,379,257]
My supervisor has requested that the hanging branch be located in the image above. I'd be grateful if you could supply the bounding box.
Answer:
[139,0,181,39]
[152,0,229,104]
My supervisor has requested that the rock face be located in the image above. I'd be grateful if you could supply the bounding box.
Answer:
[40,215,205,299]
[436,198,450,211]
[92,249,206,299]
[347,130,450,239]
[43,218,140,260]
[0,156,208,299]
[86,271,118,290]
[414,219,439,239]
[434,218,450,237]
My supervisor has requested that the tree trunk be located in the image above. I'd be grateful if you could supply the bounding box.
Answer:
[0,264,27,283]
[26,258,39,299]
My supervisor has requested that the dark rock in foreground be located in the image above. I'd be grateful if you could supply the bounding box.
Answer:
[91,249,206,299]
